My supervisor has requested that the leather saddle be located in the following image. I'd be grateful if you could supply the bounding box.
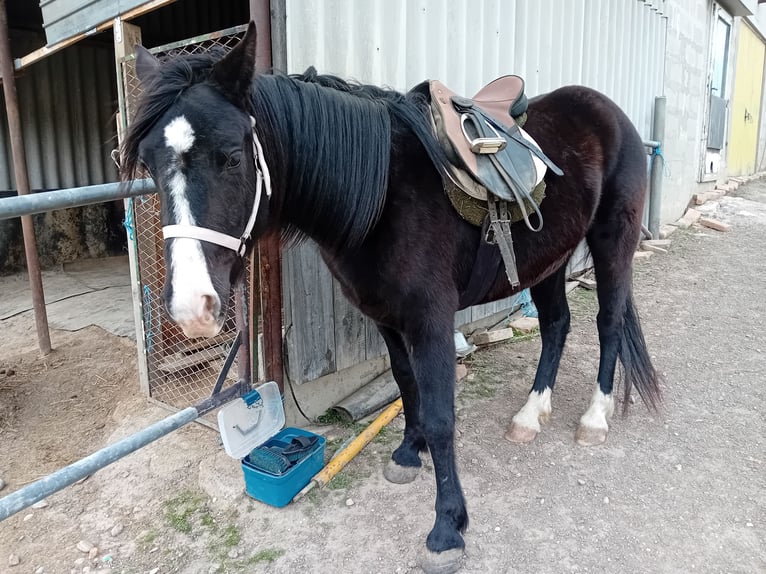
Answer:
[430,75,563,231]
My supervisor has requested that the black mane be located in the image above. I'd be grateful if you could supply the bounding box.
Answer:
[251,68,448,248]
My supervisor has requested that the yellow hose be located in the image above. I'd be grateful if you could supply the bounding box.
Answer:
[293,398,403,502]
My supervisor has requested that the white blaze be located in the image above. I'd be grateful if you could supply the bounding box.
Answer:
[163,116,221,337]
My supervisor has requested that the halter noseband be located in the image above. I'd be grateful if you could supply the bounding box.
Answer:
[162,116,272,257]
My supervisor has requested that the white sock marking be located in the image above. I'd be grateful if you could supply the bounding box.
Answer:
[511,388,552,432]
[579,385,615,431]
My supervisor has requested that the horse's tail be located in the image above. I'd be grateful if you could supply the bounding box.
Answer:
[620,294,662,412]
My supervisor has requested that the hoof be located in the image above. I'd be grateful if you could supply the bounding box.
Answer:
[383,459,420,484]
[419,548,464,574]
[575,425,608,446]
[504,421,538,443]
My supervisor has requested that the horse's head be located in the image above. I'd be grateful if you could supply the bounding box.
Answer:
[121,23,269,338]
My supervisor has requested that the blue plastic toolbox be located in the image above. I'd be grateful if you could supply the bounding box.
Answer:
[218,382,325,507]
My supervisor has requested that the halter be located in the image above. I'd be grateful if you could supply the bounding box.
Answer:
[162,116,272,257]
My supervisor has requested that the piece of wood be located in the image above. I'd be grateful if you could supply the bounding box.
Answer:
[565,281,580,294]
[577,277,597,290]
[510,317,539,333]
[157,345,227,373]
[642,239,672,247]
[640,243,668,254]
[699,217,731,232]
[16,0,177,71]
[473,327,515,345]
[455,363,468,381]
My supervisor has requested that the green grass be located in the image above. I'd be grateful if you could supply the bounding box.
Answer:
[326,473,353,490]
[164,489,206,534]
[244,548,285,566]
[137,528,158,547]
[220,524,241,548]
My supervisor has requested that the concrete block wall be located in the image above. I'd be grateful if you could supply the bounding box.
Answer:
[661,0,716,224]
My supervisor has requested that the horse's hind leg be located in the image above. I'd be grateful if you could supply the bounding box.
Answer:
[577,185,649,445]
[505,265,570,443]
[377,325,426,484]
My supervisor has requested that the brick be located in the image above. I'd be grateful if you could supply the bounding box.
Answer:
[659,225,677,239]
[693,193,708,205]
[473,327,515,345]
[677,208,701,229]
[699,217,731,232]
[714,184,730,193]
[509,317,539,333]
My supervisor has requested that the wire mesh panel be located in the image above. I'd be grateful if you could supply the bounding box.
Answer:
[119,25,251,411]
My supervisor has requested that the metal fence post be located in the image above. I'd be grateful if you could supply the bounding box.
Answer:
[0,0,51,354]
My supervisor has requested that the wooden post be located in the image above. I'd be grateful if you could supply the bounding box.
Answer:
[0,0,51,354]
[114,18,151,396]
[251,0,285,390]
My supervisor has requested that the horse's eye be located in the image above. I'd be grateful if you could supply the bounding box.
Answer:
[226,152,242,169]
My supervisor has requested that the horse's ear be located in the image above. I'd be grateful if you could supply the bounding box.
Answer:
[212,21,257,104]
[135,45,160,82]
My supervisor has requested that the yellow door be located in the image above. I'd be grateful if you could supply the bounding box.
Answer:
[729,23,765,176]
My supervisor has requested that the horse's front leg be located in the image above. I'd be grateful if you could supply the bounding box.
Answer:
[407,319,467,573]
[377,325,427,484]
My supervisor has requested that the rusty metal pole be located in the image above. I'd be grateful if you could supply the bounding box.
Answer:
[251,0,284,391]
[0,0,51,354]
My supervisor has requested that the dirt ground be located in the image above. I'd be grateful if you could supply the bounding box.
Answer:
[1,179,765,574]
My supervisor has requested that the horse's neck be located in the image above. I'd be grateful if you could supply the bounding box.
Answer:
[263,78,391,250]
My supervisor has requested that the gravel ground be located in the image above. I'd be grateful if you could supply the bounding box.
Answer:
[1,179,764,574]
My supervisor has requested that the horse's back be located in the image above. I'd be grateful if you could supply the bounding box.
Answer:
[525,85,646,183]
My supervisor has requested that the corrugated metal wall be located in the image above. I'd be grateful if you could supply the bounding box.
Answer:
[286,0,666,141]
[281,0,668,385]
[0,35,118,191]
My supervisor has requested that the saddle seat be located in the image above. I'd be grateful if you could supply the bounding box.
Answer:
[471,75,528,127]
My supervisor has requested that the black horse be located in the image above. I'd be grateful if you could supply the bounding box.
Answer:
[121,24,661,573]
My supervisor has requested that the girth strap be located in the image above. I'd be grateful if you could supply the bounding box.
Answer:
[487,199,520,289]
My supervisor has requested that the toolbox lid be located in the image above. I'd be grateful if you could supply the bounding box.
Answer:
[218,381,285,459]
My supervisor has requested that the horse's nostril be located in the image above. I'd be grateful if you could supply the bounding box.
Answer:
[202,294,218,318]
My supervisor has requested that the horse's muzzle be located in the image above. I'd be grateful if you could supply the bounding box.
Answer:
[167,292,223,339]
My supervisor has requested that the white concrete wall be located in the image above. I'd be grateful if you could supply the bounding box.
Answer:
[661,0,715,222]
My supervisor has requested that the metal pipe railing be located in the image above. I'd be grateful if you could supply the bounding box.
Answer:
[0,179,155,221]
[0,379,249,522]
